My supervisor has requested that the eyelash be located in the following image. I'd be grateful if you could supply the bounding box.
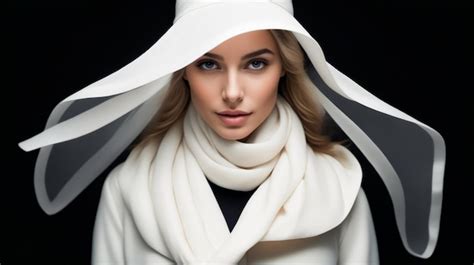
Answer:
[196,59,268,71]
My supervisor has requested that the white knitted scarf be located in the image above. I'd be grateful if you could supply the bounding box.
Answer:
[121,95,362,264]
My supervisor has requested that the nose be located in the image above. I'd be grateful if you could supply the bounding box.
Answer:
[222,70,244,104]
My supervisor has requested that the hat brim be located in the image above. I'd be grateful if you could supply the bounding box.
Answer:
[18,2,444,259]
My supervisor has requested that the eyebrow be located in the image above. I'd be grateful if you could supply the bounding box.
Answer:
[202,48,275,61]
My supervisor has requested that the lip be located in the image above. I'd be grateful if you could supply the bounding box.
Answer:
[217,112,251,126]
[217,110,251,116]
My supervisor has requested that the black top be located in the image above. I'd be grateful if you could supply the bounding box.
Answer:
[206,176,259,233]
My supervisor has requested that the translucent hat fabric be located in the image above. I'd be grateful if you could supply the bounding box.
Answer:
[18,0,445,259]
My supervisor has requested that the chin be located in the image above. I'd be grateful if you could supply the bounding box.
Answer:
[216,128,252,142]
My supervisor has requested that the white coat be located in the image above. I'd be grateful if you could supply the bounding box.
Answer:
[92,163,379,264]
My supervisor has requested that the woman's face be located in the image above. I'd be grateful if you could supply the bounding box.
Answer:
[184,30,285,142]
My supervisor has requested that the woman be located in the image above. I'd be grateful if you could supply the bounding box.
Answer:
[91,28,377,264]
[18,0,445,264]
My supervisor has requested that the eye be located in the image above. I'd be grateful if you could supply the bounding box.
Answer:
[197,60,218,70]
[196,58,268,71]
[248,59,267,70]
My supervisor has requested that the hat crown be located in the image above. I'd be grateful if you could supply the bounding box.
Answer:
[174,0,293,23]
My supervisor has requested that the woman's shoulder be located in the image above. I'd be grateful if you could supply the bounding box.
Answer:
[102,142,159,206]
[101,162,126,200]
[109,140,160,191]
[339,187,372,229]
[309,143,364,226]
[102,160,139,197]
[313,143,362,179]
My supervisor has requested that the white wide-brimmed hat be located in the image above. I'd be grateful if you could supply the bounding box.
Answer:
[18,0,445,259]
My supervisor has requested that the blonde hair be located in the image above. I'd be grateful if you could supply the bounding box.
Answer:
[133,29,343,155]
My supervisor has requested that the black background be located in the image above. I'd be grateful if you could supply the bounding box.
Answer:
[7,1,473,264]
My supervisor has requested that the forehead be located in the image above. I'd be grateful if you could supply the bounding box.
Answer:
[208,30,278,55]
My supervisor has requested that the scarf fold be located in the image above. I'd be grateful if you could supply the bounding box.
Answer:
[120,95,362,264]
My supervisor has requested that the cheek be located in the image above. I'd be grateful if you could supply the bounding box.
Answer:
[189,78,217,107]
[249,71,281,102]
